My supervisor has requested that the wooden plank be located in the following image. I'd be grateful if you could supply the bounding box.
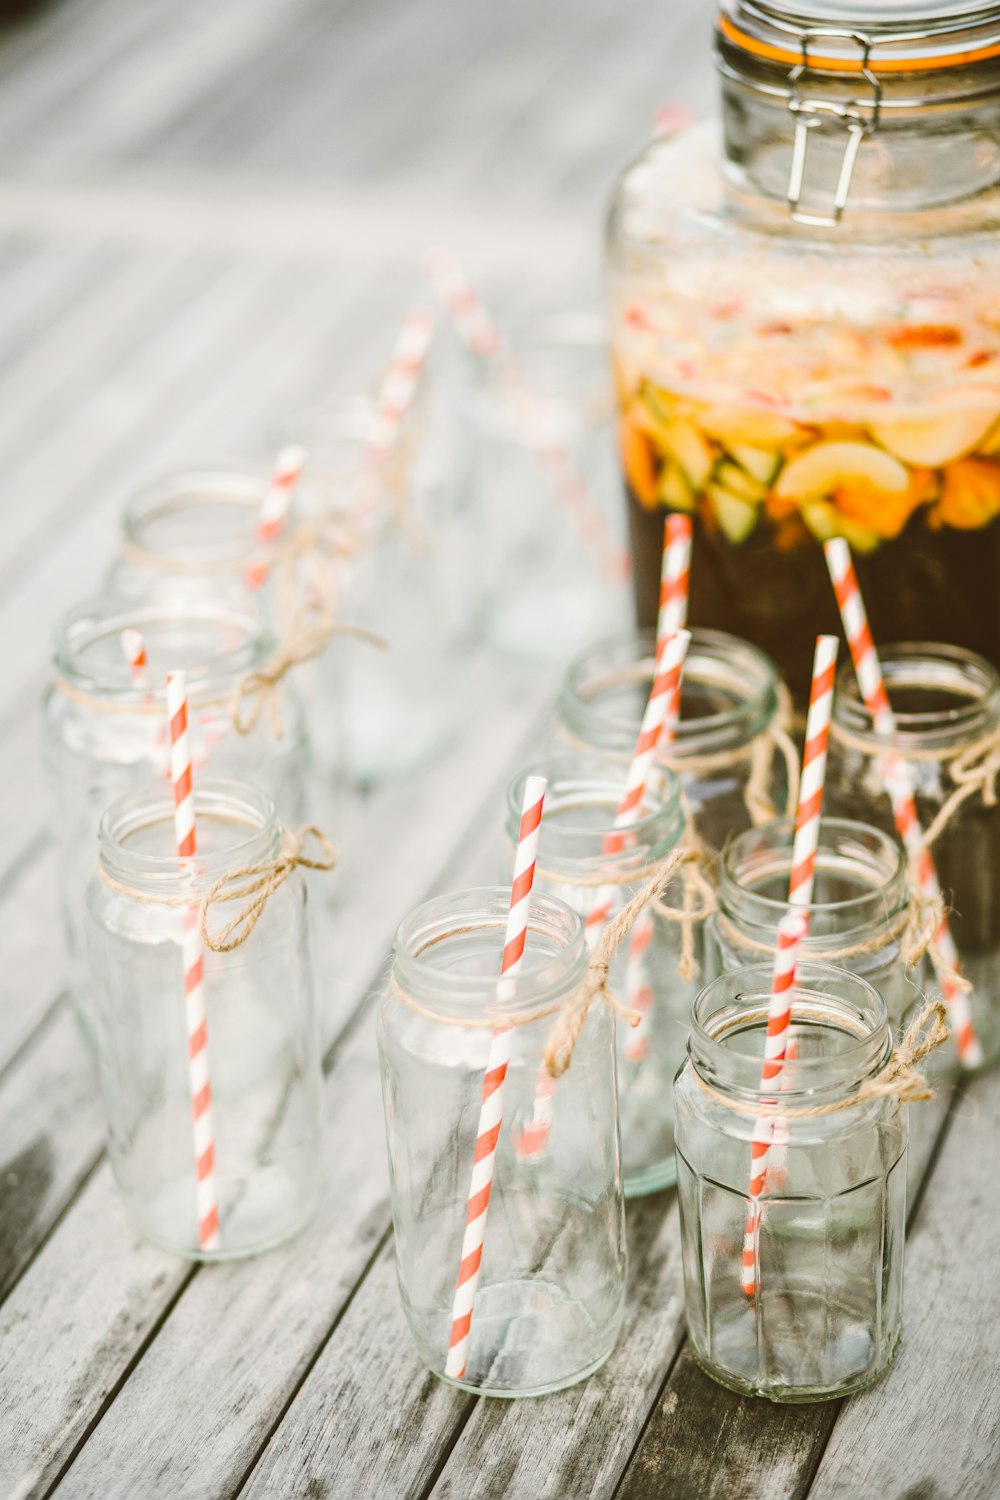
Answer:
[808,1072,1000,1500]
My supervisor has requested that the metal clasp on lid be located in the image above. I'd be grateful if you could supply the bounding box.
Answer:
[785,29,882,227]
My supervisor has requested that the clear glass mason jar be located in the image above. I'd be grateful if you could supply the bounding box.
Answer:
[42,595,306,1042]
[378,888,626,1396]
[505,754,691,1195]
[470,311,631,660]
[607,2,1000,703]
[674,961,906,1402]
[106,467,301,630]
[85,779,323,1260]
[556,626,793,852]
[827,641,1000,1068]
[283,399,459,786]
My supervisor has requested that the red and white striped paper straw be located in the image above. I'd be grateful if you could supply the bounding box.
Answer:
[741,908,808,1295]
[121,628,148,680]
[246,445,306,590]
[824,538,981,1066]
[166,671,220,1252]
[424,247,502,358]
[369,308,435,458]
[788,635,839,909]
[658,514,692,645]
[444,774,546,1381]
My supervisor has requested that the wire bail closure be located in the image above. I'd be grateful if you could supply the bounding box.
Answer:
[785,28,882,225]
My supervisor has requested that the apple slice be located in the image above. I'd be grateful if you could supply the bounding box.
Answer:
[698,406,800,448]
[715,461,766,502]
[726,443,783,487]
[658,462,696,512]
[661,417,715,492]
[707,484,758,544]
[775,440,910,500]
[871,404,1000,468]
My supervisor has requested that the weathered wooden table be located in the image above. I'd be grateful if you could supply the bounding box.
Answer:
[0,2,998,1496]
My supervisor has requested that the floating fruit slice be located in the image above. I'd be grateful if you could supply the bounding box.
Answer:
[934,458,1000,530]
[799,499,881,553]
[620,409,659,508]
[725,443,782,487]
[775,440,910,500]
[978,419,1000,456]
[871,405,1000,468]
[715,461,766,502]
[659,417,714,491]
[707,483,758,544]
[657,462,696,512]
[698,406,801,449]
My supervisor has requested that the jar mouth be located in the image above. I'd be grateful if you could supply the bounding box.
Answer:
[123,469,271,568]
[53,595,274,704]
[98,778,280,890]
[559,627,779,759]
[834,641,1000,750]
[691,960,891,1100]
[284,397,408,526]
[506,754,684,875]
[393,888,587,1022]
[718,816,907,941]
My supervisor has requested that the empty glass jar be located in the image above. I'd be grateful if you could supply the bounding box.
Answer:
[505,754,692,1195]
[827,642,1000,1070]
[556,626,794,851]
[86,779,323,1260]
[378,888,626,1396]
[43,594,306,1041]
[674,962,906,1402]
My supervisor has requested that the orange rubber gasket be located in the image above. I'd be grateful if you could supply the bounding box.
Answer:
[718,12,1000,73]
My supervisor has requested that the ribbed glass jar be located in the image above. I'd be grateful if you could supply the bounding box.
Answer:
[86,780,322,1261]
[378,888,626,1397]
[674,961,906,1402]
[505,753,688,1195]
[42,595,306,1041]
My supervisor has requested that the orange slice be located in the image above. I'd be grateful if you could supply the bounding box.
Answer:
[775,441,910,501]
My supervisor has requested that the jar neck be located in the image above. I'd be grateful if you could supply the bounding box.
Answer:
[559,628,780,762]
[507,755,685,883]
[718,816,908,949]
[392,888,587,1024]
[123,470,274,575]
[690,960,891,1105]
[833,642,1000,753]
[98,779,281,898]
[53,596,275,709]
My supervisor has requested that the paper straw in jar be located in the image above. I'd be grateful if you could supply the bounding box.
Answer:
[824,538,981,1066]
[424,247,502,358]
[166,671,220,1252]
[444,774,546,1382]
[740,907,808,1295]
[788,634,839,909]
[120,628,148,681]
[369,308,435,459]
[246,445,307,590]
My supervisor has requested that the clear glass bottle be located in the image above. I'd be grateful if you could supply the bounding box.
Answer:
[674,961,906,1402]
[284,398,459,786]
[556,626,792,852]
[505,753,688,1195]
[471,311,631,659]
[827,641,1000,1068]
[42,594,306,1042]
[378,888,626,1396]
[86,779,323,1260]
[607,3,1000,702]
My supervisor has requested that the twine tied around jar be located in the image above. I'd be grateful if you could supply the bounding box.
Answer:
[713,883,945,971]
[915,727,1000,853]
[691,999,950,1117]
[230,604,386,738]
[198,824,336,952]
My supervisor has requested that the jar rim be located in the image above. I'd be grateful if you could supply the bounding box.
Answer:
[691,959,891,1099]
[718,816,908,938]
[98,778,280,890]
[506,754,685,872]
[52,594,274,704]
[833,640,1000,749]
[559,627,780,758]
[392,887,588,1022]
[123,469,271,567]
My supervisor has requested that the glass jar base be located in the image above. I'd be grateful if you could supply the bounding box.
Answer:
[688,1315,901,1405]
[123,1168,319,1263]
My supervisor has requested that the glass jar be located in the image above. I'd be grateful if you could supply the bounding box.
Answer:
[378,888,626,1396]
[107,467,300,626]
[711,816,926,1030]
[505,754,691,1195]
[471,311,631,660]
[827,641,1000,1068]
[607,3,1000,703]
[85,780,323,1260]
[674,961,906,1402]
[42,595,306,1041]
[556,626,793,851]
[284,399,458,785]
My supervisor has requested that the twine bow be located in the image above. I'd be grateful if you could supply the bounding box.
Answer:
[918,727,1000,853]
[231,604,385,739]
[856,1000,950,1105]
[198,824,336,952]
